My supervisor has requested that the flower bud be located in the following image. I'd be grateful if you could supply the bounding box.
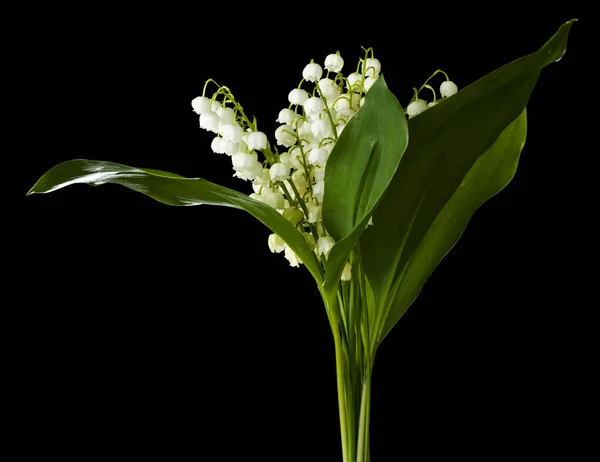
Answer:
[283,207,304,225]
[427,101,438,107]
[440,80,458,97]
[341,262,352,281]
[407,100,428,119]
[324,53,344,73]
[292,170,308,189]
[302,62,323,82]
[303,232,316,251]
[262,188,285,210]
[268,234,286,253]
[270,162,291,182]
[317,236,335,258]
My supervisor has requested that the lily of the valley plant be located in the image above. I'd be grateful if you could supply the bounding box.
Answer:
[29,20,575,462]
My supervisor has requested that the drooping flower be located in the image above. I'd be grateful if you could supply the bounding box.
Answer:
[245,131,268,151]
[302,63,323,82]
[270,162,291,182]
[407,100,428,118]
[268,234,286,253]
[324,53,344,73]
[275,125,297,147]
[440,80,459,97]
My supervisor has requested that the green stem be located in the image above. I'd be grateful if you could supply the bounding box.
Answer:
[356,369,372,462]
[333,323,350,462]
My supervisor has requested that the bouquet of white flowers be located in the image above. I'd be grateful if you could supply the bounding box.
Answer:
[28,19,576,462]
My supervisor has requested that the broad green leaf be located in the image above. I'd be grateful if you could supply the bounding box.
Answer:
[359,19,576,339]
[382,110,527,340]
[322,75,409,292]
[28,160,323,283]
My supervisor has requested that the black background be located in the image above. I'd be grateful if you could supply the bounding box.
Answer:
[20,5,590,460]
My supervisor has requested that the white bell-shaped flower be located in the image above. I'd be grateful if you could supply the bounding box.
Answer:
[284,245,302,267]
[199,111,220,132]
[277,108,300,125]
[253,168,271,186]
[245,131,268,151]
[427,101,438,107]
[362,58,381,78]
[311,166,325,183]
[407,99,428,118]
[318,78,341,101]
[440,80,458,97]
[275,125,297,147]
[270,162,291,182]
[308,147,329,166]
[216,106,235,126]
[211,136,225,154]
[297,120,315,141]
[302,62,323,82]
[232,152,257,170]
[288,88,310,105]
[364,76,378,92]
[346,73,363,92]
[304,97,325,116]
[191,96,212,115]
[316,236,335,258]
[333,93,360,111]
[220,124,244,142]
[324,53,344,73]
[341,262,352,281]
[336,107,355,123]
[268,234,286,253]
[311,119,334,140]
[222,140,239,156]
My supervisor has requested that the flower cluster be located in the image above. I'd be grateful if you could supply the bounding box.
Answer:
[191,50,458,280]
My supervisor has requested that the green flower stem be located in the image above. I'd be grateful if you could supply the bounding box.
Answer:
[356,373,371,462]
[330,257,375,462]
[333,321,351,462]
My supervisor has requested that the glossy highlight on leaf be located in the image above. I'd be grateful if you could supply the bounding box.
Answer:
[28,160,323,283]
